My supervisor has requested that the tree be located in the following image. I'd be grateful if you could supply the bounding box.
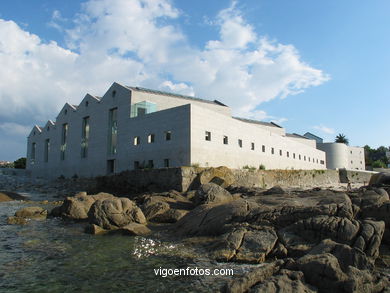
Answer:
[13,157,26,169]
[335,134,349,145]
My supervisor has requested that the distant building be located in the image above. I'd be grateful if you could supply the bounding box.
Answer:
[303,132,365,170]
[0,161,12,167]
[26,83,326,178]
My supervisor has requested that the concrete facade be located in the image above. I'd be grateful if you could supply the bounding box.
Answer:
[317,143,365,170]
[27,83,326,178]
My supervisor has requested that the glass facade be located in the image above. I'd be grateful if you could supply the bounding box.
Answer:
[81,116,90,158]
[108,108,118,155]
[130,101,157,118]
[60,123,68,160]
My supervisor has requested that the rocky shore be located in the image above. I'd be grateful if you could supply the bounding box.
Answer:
[1,170,390,292]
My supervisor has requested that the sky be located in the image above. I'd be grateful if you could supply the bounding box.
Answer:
[0,0,389,161]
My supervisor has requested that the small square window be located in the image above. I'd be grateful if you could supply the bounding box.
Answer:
[148,134,155,143]
[205,131,211,141]
[238,139,243,148]
[251,142,255,150]
[262,145,265,152]
[134,136,140,145]
[165,131,172,141]
[223,136,228,145]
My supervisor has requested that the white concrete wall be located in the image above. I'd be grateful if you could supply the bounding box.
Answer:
[317,143,365,170]
[190,104,326,170]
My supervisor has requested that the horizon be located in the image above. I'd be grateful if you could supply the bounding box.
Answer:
[1,0,389,161]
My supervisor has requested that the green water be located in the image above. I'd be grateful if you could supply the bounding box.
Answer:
[0,197,253,293]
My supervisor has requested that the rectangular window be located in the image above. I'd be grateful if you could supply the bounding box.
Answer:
[308,157,311,162]
[31,142,36,163]
[81,116,90,158]
[293,153,296,159]
[108,108,118,155]
[164,158,170,168]
[320,160,325,165]
[287,151,289,158]
[304,156,306,161]
[60,123,68,160]
[44,139,50,162]
[134,161,140,169]
[251,142,255,150]
[279,150,282,156]
[134,136,140,145]
[148,134,155,143]
[148,160,154,168]
[238,139,243,148]
[223,136,228,145]
[271,147,274,155]
[262,145,266,152]
[165,131,172,141]
[107,159,115,174]
[205,131,211,141]
[299,154,301,160]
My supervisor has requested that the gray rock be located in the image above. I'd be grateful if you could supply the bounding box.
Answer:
[369,172,390,186]
[194,183,234,205]
[88,197,146,230]
[263,186,285,195]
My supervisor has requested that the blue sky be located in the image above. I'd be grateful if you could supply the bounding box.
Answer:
[0,0,389,161]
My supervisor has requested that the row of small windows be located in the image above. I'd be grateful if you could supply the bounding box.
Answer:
[134,159,170,169]
[133,131,172,145]
[205,131,324,164]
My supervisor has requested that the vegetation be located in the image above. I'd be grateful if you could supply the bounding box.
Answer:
[243,165,257,172]
[364,145,389,168]
[259,164,266,170]
[13,157,26,169]
[335,134,349,145]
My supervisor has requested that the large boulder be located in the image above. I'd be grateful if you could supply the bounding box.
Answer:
[0,191,27,202]
[348,187,389,212]
[7,206,48,225]
[369,172,390,186]
[197,166,235,188]
[53,192,114,220]
[88,197,146,230]
[193,183,234,205]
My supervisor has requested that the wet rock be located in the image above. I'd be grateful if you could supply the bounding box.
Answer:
[116,223,151,236]
[15,206,47,220]
[0,191,27,202]
[151,209,188,223]
[263,186,285,195]
[85,223,108,235]
[7,216,28,225]
[88,197,146,230]
[194,183,234,205]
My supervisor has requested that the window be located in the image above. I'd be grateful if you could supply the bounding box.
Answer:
[85,101,89,107]
[299,155,301,160]
[223,136,229,145]
[351,160,353,164]
[108,108,118,155]
[164,159,170,168]
[271,147,274,155]
[130,101,157,117]
[293,153,296,159]
[64,109,67,115]
[112,90,116,98]
[47,126,50,131]
[31,142,36,163]
[44,139,50,162]
[320,160,325,165]
[81,116,90,158]
[134,161,140,169]
[107,159,115,174]
[350,150,352,154]
[205,131,211,141]
[238,139,243,148]
[148,134,155,143]
[60,123,68,160]
[148,160,154,168]
[262,145,266,152]
[251,142,255,150]
[287,151,290,158]
[134,136,140,145]
[308,157,311,162]
[279,150,282,156]
[304,156,306,161]
[165,131,172,141]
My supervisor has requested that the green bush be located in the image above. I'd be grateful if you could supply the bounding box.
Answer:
[259,164,266,170]
[13,157,26,169]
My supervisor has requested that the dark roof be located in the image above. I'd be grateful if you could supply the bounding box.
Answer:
[304,132,323,140]
[127,86,228,107]
[233,117,282,128]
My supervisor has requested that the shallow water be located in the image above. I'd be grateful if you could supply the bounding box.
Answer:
[0,195,257,293]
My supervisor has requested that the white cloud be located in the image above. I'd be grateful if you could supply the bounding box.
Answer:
[313,125,335,134]
[0,0,329,143]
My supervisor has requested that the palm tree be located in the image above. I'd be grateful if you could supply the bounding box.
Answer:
[335,133,349,145]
